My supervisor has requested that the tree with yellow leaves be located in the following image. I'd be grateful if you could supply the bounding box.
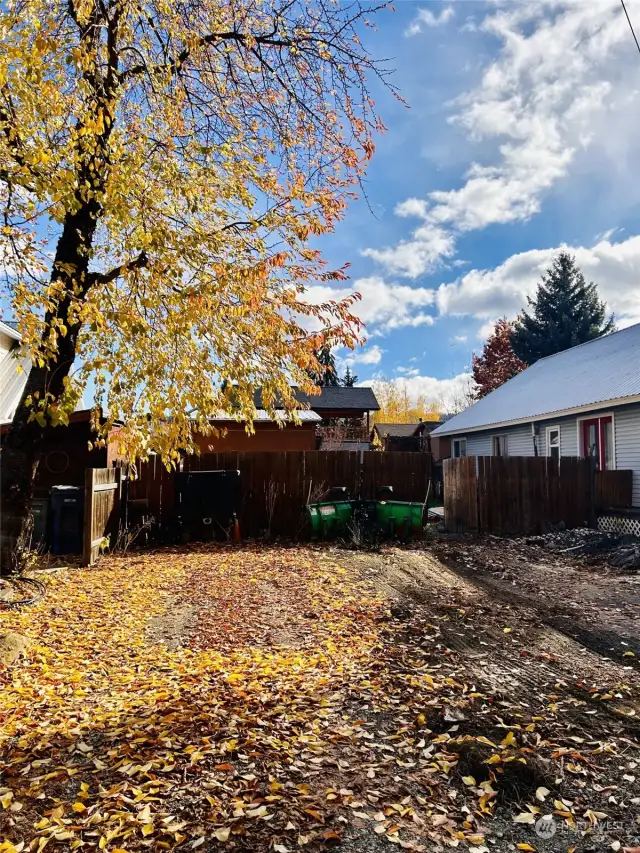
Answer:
[370,379,441,425]
[0,0,392,567]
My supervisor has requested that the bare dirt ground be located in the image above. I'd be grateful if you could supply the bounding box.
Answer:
[425,533,640,663]
[343,541,640,851]
[1,541,638,853]
[159,541,640,851]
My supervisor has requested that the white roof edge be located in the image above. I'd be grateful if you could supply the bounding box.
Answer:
[433,393,640,436]
[200,409,321,423]
[0,320,20,341]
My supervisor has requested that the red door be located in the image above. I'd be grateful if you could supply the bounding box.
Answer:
[581,416,613,469]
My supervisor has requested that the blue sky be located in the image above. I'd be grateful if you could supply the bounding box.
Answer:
[310,0,640,407]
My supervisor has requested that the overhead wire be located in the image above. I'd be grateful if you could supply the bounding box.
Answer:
[621,0,640,56]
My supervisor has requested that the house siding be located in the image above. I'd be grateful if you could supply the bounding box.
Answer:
[614,404,640,505]
[466,423,533,457]
[466,433,491,456]
[448,402,640,506]
[0,330,30,422]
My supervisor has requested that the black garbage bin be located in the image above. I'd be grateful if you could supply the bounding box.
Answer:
[31,497,49,550]
[176,470,241,541]
[50,486,84,554]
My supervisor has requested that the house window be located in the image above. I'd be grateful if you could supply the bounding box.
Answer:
[492,435,509,457]
[580,415,614,470]
[546,426,560,460]
[452,438,467,458]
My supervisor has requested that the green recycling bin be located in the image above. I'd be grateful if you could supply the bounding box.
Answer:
[375,501,423,540]
[307,501,354,540]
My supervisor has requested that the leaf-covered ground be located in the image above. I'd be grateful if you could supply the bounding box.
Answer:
[0,544,638,853]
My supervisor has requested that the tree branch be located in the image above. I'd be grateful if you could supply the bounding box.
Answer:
[90,251,149,285]
[121,29,294,81]
[0,90,40,189]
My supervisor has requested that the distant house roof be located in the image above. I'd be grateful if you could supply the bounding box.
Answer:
[374,423,422,438]
[253,386,380,413]
[433,323,640,437]
[210,410,320,423]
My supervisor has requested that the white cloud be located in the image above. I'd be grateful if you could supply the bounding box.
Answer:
[307,276,436,332]
[362,223,455,278]
[339,344,384,367]
[311,232,640,343]
[367,1,637,278]
[436,234,640,332]
[405,6,454,37]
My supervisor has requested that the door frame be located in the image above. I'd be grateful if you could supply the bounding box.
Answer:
[576,412,616,469]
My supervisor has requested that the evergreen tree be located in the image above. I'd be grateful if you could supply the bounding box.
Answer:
[511,252,615,365]
[309,343,339,386]
[342,366,358,387]
[472,318,526,399]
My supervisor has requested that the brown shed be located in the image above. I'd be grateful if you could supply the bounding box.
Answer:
[192,411,320,453]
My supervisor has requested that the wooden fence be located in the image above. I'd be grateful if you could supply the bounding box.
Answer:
[444,456,633,536]
[124,450,433,539]
[595,469,634,511]
[83,467,121,565]
[443,456,478,534]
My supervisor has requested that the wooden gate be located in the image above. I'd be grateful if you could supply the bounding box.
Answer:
[83,468,121,566]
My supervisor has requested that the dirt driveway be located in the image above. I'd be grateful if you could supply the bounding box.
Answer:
[426,533,640,662]
[1,542,638,853]
[344,544,638,738]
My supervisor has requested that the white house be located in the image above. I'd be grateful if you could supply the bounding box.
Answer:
[431,323,640,507]
[0,320,29,423]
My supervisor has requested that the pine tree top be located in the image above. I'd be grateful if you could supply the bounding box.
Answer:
[511,251,615,365]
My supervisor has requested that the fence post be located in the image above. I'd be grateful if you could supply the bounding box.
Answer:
[588,455,597,529]
[83,468,95,567]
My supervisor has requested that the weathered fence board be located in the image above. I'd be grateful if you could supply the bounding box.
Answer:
[595,469,633,510]
[444,456,478,533]
[83,467,121,565]
[126,450,432,539]
[445,456,632,536]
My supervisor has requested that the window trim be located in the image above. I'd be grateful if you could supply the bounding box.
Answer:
[576,412,616,470]
[452,437,467,458]
[491,434,509,457]
[545,424,560,459]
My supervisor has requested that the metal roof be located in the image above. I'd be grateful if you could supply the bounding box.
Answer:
[432,323,640,436]
[253,386,380,412]
[211,409,320,423]
[374,423,421,438]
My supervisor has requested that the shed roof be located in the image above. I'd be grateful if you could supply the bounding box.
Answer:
[433,323,640,437]
[374,423,421,438]
[211,410,320,423]
[253,386,380,412]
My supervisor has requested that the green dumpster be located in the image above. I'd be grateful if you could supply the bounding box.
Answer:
[307,501,354,540]
[375,501,423,540]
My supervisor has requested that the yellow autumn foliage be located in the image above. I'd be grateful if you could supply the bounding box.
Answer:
[0,0,388,461]
[371,379,441,425]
